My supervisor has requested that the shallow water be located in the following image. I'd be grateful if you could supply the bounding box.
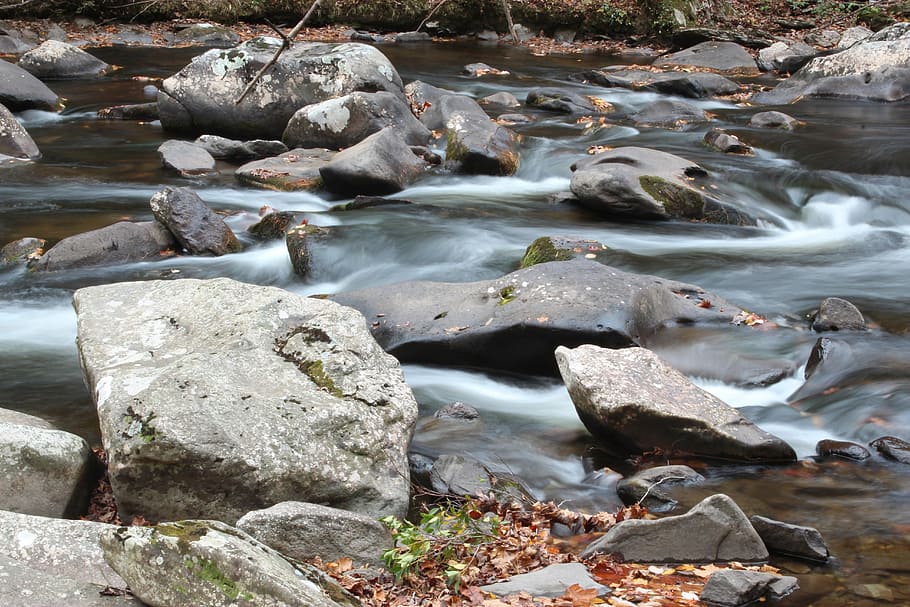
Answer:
[2,41,909,605]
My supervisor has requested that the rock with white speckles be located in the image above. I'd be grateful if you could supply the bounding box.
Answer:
[0,102,40,161]
[149,186,240,255]
[0,555,141,607]
[18,40,110,79]
[158,38,405,140]
[74,278,418,522]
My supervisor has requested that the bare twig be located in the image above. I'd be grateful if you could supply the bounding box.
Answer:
[416,0,453,32]
[499,0,519,44]
[636,475,689,506]
[262,17,291,44]
[234,0,323,105]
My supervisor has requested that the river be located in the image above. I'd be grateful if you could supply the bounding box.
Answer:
[2,41,909,605]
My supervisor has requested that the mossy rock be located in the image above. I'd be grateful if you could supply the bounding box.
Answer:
[520,237,575,268]
[638,175,706,219]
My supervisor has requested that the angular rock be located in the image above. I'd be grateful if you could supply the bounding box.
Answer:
[158,39,404,139]
[174,22,240,47]
[0,58,60,111]
[582,494,770,563]
[631,99,708,128]
[283,91,430,150]
[395,30,432,43]
[757,40,816,74]
[701,570,799,606]
[97,102,159,121]
[0,421,93,517]
[870,435,910,464]
[17,40,110,79]
[446,105,520,175]
[428,454,531,501]
[616,465,705,513]
[286,222,330,276]
[749,110,801,130]
[404,80,455,128]
[74,278,418,521]
[655,41,759,75]
[481,563,608,598]
[811,296,866,332]
[0,555,139,607]
[577,68,740,98]
[750,515,830,562]
[815,439,871,461]
[30,221,176,271]
[157,139,216,176]
[434,401,480,420]
[704,128,752,154]
[526,88,612,114]
[320,127,426,195]
[149,186,241,255]
[196,134,287,161]
[248,210,302,240]
[555,345,796,462]
[333,259,747,375]
[0,102,40,160]
[100,521,354,607]
[236,148,334,191]
[236,501,392,567]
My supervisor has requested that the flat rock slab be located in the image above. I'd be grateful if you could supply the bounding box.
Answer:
[578,68,740,98]
[236,148,335,191]
[655,41,759,75]
[701,570,799,606]
[481,563,608,598]
[157,139,216,176]
[0,555,139,607]
[333,259,745,375]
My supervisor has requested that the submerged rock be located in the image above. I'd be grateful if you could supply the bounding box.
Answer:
[616,465,705,513]
[811,296,866,332]
[815,439,871,461]
[631,99,709,128]
[526,88,609,114]
[18,40,110,79]
[29,221,176,271]
[870,435,910,464]
[97,102,159,121]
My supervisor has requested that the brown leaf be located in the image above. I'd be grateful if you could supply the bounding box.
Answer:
[562,583,600,607]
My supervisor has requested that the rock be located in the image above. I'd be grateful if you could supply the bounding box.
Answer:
[149,186,241,255]
[704,128,752,154]
[395,30,432,43]
[237,502,392,567]
[158,39,404,139]
[0,406,53,428]
[0,58,60,111]
[480,91,520,107]
[74,278,418,521]
[1,237,45,263]
[0,102,40,160]
[195,134,287,161]
[804,29,841,48]
[333,259,747,375]
[869,435,910,464]
[749,110,801,130]
[670,27,774,49]
[477,30,499,41]
[631,99,708,128]
[236,148,335,191]
[837,26,874,49]
[0,421,93,517]
[512,24,535,42]
[320,127,426,195]
[247,210,302,240]
[616,465,705,513]
[174,22,240,47]
[520,236,609,268]
[100,521,355,607]
[582,494,770,563]
[799,335,910,401]
[577,68,740,98]
[286,222,330,276]
[110,25,153,45]
[97,102,159,121]
[0,555,140,607]
[555,345,796,462]
[526,88,608,114]
[30,221,176,271]
[701,570,799,606]
[0,34,35,55]
[655,41,759,75]
[17,40,110,79]
[283,91,430,150]
[434,401,479,420]
[428,454,530,501]
[413,91,478,132]
[0,510,127,588]
[554,28,576,44]
[569,146,755,225]
[815,439,871,461]
[481,563,608,598]
[445,101,520,175]
[811,297,866,332]
[330,195,413,211]
[157,139,216,176]
[404,80,455,127]
[757,40,817,74]
[750,515,830,562]
[463,62,509,77]
[496,112,532,124]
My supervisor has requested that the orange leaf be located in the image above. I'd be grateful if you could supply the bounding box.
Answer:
[562,583,600,607]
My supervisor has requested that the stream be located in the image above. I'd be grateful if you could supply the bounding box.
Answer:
[2,41,909,605]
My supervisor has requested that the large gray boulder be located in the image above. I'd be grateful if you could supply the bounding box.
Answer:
[582,494,769,563]
[236,501,392,567]
[333,259,746,375]
[158,38,404,139]
[149,186,241,255]
[0,58,60,111]
[555,345,796,462]
[0,555,140,607]
[0,422,93,517]
[757,40,817,74]
[101,521,355,607]
[30,221,177,271]
[17,40,110,79]
[655,41,759,74]
[577,68,740,98]
[236,148,335,191]
[283,91,430,150]
[569,146,754,225]
[403,80,455,130]
[0,101,40,160]
[74,278,418,522]
[319,127,427,195]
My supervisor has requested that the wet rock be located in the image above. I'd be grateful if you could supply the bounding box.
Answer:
[554,28,577,44]
[870,435,910,464]
[0,58,60,111]
[173,22,240,47]
[556,345,796,462]
[750,515,830,562]
[0,421,93,517]
[0,102,40,160]
[330,195,414,211]
[413,91,476,131]
[815,439,871,460]
[481,563,608,598]
[286,222,330,276]
[235,148,335,191]
[0,555,139,607]
[670,27,775,49]
[811,297,866,332]
[757,40,817,74]
[0,34,35,55]
[236,501,392,567]
[404,80,455,127]
[320,127,427,195]
[149,186,241,255]
[30,221,176,271]
[100,521,355,607]
[429,454,531,500]
[631,99,708,128]
[799,335,910,400]
[497,112,532,124]
[75,278,418,521]
[616,465,705,513]
[655,41,759,75]
[526,88,608,114]
[283,91,430,150]
[395,30,432,43]
[704,128,752,154]
[749,110,801,130]
[463,62,509,77]
[17,40,110,79]
[158,39,404,139]
[583,494,768,563]
[195,134,287,161]
[411,145,443,164]
[577,68,740,98]
[434,401,480,420]
[97,102,159,121]
[445,101,520,175]
[480,91,521,107]
[333,259,746,375]
[701,570,799,606]
[157,139,216,176]
[247,210,302,240]
[519,236,609,268]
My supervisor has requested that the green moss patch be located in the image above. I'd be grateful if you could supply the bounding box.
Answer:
[520,236,574,268]
[639,175,705,219]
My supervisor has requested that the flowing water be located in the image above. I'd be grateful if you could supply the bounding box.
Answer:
[2,42,910,605]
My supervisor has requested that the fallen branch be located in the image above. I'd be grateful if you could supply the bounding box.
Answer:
[499,0,519,43]
[234,0,322,105]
